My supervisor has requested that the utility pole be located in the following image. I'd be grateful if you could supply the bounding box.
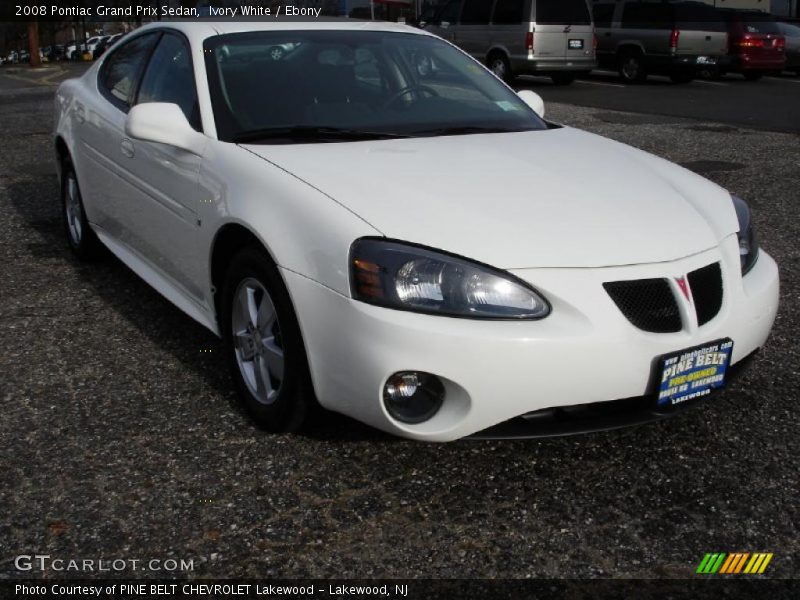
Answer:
[27,20,41,67]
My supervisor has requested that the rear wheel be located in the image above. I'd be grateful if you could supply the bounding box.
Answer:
[743,71,764,81]
[222,246,314,432]
[61,158,103,260]
[550,72,576,86]
[487,52,514,84]
[618,52,647,83]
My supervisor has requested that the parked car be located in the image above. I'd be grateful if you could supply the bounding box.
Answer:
[53,21,778,441]
[717,9,785,80]
[593,0,729,83]
[421,0,596,85]
[85,36,107,59]
[65,41,84,60]
[93,36,114,59]
[777,21,800,75]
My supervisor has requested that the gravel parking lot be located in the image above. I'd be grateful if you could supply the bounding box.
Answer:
[0,64,798,580]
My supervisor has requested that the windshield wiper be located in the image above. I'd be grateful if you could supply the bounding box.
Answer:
[232,126,411,144]
[411,126,525,137]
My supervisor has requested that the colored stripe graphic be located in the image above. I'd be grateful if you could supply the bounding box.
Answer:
[697,553,727,573]
[733,553,750,573]
[701,552,772,575]
[744,553,773,574]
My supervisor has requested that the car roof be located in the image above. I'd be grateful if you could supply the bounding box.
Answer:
[133,18,429,44]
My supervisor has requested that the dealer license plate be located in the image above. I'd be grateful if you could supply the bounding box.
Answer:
[656,339,733,407]
[696,56,717,65]
[568,39,584,50]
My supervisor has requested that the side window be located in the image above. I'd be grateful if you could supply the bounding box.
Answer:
[136,33,201,131]
[99,33,159,110]
[492,0,525,25]
[461,0,493,24]
[592,3,615,28]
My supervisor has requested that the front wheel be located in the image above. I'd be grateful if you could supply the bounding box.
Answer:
[222,247,314,432]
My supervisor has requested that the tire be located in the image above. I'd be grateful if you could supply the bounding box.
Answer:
[550,72,576,86]
[222,246,314,432]
[617,51,647,83]
[61,158,103,260]
[743,71,763,81]
[487,52,514,84]
[669,70,694,84]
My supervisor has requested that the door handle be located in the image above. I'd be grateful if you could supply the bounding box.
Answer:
[74,103,85,124]
[120,138,135,158]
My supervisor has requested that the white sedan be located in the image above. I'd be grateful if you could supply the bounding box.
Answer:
[53,21,779,441]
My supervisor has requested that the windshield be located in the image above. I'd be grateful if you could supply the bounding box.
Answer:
[204,30,547,143]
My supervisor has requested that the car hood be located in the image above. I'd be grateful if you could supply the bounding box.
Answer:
[243,127,739,269]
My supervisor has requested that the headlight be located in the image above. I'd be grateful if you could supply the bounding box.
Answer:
[350,239,550,319]
[732,195,759,275]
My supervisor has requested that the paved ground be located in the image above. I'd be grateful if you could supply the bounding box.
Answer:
[527,70,800,134]
[0,63,798,580]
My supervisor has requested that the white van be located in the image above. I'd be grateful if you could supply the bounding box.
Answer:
[422,0,596,85]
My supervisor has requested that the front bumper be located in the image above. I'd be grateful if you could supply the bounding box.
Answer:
[284,238,778,442]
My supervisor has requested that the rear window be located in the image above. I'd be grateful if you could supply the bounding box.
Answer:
[535,0,591,25]
[737,14,781,34]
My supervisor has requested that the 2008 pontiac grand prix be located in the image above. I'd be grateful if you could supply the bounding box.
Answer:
[53,20,779,441]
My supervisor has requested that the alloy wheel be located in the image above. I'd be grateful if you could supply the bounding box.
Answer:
[65,174,83,245]
[231,278,284,405]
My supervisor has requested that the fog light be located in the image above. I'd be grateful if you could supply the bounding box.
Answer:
[383,371,445,424]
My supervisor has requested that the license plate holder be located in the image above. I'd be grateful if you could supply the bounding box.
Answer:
[696,56,717,65]
[656,339,734,408]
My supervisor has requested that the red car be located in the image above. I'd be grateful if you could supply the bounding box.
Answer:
[718,9,786,80]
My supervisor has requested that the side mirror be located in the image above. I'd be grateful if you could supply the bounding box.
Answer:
[516,89,545,119]
[125,103,205,156]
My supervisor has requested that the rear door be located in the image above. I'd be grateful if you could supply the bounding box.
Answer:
[533,0,594,61]
[424,0,462,44]
[673,2,728,58]
[457,0,494,59]
[619,1,671,58]
[489,0,529,62]
[77,32,160,236]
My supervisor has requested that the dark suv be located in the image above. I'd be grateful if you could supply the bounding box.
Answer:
[593,0,729,83]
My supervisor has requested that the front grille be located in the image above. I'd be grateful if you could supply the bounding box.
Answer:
[603,279,682,333]
[688,262,723,326]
